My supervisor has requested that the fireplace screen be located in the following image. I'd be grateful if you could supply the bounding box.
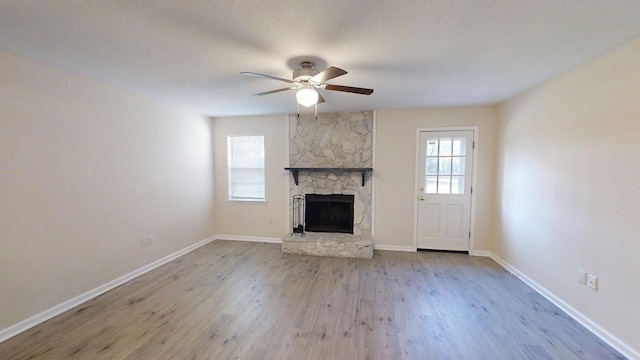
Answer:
[305,194,354,234]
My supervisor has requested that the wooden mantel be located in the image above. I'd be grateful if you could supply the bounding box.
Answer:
[284,167,374,186]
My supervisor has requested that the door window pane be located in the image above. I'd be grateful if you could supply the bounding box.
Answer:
[439,138,452,156]
[423,135,468,195]
[427,139,438,156]
[438,157,452,175]
[426,157,438,175]
[426,176,438,193]
[452,138,466,156]
[451,176,465,194]
[452,157,465,175]
[437,176,451,194]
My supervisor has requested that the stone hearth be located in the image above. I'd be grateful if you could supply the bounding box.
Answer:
[282,233,373,259]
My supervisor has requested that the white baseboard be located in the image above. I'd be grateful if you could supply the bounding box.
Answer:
[488,252,639,360]
[374,244,416,252]
[373,247,490,255]
[470,250,492,257]
[0,235,216,344]
[215,234,282,244]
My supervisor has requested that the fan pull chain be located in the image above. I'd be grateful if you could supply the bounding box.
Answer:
[294,103,318,120]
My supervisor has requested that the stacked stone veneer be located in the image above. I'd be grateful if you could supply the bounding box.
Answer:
[283,111,374,259]
[282,232,373,259]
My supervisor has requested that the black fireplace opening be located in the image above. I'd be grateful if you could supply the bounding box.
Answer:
[305,194,354,234]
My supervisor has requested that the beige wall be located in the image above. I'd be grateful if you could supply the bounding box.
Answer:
[374,107,497,251]
[496,37,640,353]
[0,52,215,331]
[212,115,290,239]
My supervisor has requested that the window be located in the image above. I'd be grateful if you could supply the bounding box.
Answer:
[425,137,466,194]
[227,135,265,201]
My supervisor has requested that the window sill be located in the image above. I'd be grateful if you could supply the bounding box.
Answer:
[227,198,266,203]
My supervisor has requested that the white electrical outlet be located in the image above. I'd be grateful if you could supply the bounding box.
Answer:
[578,269,587,285]
[141,235,154,247]
[587,274,598,290]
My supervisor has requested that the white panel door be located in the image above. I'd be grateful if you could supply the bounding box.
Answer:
[416,130,474,251]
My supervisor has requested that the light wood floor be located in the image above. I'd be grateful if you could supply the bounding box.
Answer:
[0,240,624,359]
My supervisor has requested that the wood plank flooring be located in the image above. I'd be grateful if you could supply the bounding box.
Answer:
[0,240,625,359]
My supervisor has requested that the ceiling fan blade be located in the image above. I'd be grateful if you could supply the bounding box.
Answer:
[253,86,297,96]
[323,84,374,95]
[241,72,296,84]
[317,92,326,103]
[310,66,347,83]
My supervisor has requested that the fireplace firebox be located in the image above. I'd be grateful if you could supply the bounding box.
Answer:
[304,194,354,234]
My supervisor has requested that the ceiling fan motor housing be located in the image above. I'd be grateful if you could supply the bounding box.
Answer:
[293,61,319,82]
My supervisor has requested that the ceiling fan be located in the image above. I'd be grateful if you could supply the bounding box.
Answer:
[241,61,374,108]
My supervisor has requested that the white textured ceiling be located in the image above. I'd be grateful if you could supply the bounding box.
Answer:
[2,1,640,117]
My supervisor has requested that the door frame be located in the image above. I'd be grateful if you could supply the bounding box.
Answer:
[413,126,480,253]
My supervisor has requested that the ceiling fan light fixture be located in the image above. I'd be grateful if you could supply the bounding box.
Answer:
[242,62,373,108]
[296,84,318,107]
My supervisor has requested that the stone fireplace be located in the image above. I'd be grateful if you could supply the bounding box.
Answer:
[281,111,374,259]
